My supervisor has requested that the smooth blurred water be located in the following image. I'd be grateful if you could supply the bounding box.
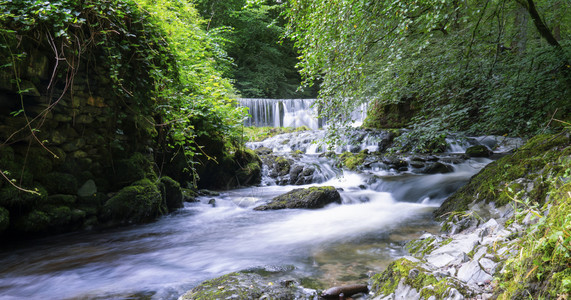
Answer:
[0,159,489,299]
[0,126,500,299]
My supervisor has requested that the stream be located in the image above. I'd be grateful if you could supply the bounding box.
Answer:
[1,95,523,300]
[0,127,507,299]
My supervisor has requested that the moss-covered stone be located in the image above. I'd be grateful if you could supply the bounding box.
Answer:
[198,148,262,190]
[46,194,77,205]
[13,205,86,233]
[112,152,156,187]
[179,271,316,300]
[465,145,493,158]
[435,133,570,219]
[254,186,342,210]
[495,179,571,299]
[337,150,369,170]
[40,172,79,195]
[159,176,183,212]
[0,184,48,210]
[363,98,418,129]
[370,257,469,299]
[102,178,166,225]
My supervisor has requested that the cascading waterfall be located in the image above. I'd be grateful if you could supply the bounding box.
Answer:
[238,98,368,129]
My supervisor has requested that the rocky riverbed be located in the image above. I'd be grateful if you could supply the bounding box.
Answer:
[180,132,570,300]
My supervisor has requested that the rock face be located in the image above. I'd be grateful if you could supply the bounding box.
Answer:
[197,148,263,190]
[254,186,341,210]
[370,133,571,300]
[369,203,515,300]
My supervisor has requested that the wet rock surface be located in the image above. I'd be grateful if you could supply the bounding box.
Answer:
[178,268,318,300]
[369,202,516,300]
[254,186,342,210]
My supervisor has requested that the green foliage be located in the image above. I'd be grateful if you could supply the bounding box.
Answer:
[496,175,571,299]
[285,0,570,145]
[194,0,316,98]
[435,132,570,217]
[0,0,248,183]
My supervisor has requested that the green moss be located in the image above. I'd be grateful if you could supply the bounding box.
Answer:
[363,98,418,129]
[495,179,571,299]
[40,172,79,195]
[338,150,369,170]
[102,178,166,224]
[46,194,77,205]
[242,126,308,142]
[13,205,86,233]
[435,133,570,219]
[113,152,157,187]
[0,184,47,210]
[180,272,263,300]
[159,176,183,212]
[370,258,468,298]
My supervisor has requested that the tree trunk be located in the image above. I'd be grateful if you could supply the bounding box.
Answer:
[512,6,528,54]
[516,0,562,50]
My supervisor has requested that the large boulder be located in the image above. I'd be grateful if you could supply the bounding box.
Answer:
[101,178,166,225]
[254,186,341,210]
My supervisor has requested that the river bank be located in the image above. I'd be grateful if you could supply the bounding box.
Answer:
[181,131,570,299]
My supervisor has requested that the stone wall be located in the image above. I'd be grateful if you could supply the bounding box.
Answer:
[0,37,180,238]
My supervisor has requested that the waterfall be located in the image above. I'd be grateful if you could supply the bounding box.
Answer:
[239,98,368,129]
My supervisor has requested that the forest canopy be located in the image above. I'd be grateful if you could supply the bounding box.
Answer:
[285,0,570,152]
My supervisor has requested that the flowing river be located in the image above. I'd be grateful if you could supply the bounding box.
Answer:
[0,128,505,299]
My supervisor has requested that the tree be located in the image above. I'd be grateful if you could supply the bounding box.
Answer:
[194,0,317,98]
[285,0,570,151]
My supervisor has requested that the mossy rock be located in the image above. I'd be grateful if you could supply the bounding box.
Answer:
[423,162,454,174]
[198,148,262,190]
[0,184,47,210]
[338,150,369,170]
[234,149,262,186]
[102,178,166,225]
[369,257,469,299]
[13,205,86,234]
[465,145,493,158]
[435,132,570,219]
[112,152,157,187]
[159,176,183,212]
[46,194,77,205]
[363,97,418,129]
[40,172,79,195]
[179,271,316,300]
[254,186,342,210]
[0,206,9,233]
[25,148,55,175]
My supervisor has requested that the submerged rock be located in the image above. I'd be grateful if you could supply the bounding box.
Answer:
[253,186,341,210]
